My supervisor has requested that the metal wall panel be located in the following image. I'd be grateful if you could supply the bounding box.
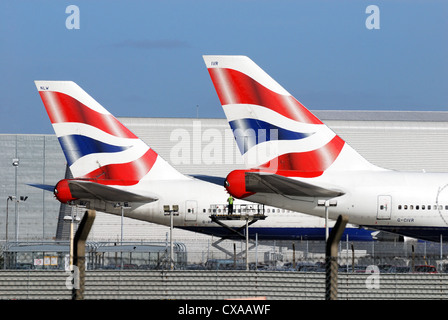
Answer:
[0,271,71,300]
[0,135,65,241]
[1,112,448,241]
[338,273,448,300]
[328,121,448,172]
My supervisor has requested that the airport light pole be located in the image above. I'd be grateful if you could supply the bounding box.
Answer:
[318,199,337,241]
[170,208,174,270]
[14,196,28,242]
[12,158,19,242]
[64,207,81,269]
[11,158,28,243]
[5,196,16,243]
[115,202,131,269]
[245,215,249,271]
[119,202,131,244]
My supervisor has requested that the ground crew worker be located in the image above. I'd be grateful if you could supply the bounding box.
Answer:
[227,194,234,214]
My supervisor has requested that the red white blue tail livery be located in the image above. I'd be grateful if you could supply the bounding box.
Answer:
[34,80,376,242]
[204,55,378,177]
[204,55,448,242]
[36,81,186,185]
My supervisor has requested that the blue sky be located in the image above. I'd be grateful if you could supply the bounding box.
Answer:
[0,0,447,134]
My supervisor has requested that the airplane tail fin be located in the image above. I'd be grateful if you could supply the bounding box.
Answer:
[35,81,187,185]
[203,55,380,177]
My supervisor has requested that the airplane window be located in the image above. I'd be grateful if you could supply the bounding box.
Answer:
[404,205,408,210]
[422,205,425,210]
[445,205,448,210]
[398,205,402,210]
[416,205,419,210]
[433,205,437,210]
[410,205,414,210]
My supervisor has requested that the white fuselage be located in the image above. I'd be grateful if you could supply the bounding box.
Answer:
[82,177,375,241]
[243,170,448,242]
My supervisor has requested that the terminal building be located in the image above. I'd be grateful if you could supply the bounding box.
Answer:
[1,110,448,244]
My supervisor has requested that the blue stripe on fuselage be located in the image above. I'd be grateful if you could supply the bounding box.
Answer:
[178,226,375,241]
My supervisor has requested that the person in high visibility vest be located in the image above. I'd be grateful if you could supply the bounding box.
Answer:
[227,194,234,214]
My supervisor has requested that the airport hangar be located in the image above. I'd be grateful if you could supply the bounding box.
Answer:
[1,110,448,244]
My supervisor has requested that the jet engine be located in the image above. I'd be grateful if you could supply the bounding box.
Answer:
[54,179,78,203]
[224,170,255,199]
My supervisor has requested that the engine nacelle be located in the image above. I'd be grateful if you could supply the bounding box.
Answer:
[224,170,255,199]
[54,179,78,203]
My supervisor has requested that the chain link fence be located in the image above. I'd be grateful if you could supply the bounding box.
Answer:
[2,238,448,300]
[2,238,448,273]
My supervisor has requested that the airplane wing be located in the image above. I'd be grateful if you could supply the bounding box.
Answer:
[67,180,158,203]
[245,172,344,198]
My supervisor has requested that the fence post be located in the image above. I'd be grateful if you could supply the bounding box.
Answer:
[72,209,96,300]
[325,214,348,300]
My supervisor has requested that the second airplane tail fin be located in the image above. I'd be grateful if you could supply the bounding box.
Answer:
[203,55,380,177]
[35,81,188,185]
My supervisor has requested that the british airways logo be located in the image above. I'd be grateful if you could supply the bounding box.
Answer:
[40,86,49,90]
[211,61,218,66]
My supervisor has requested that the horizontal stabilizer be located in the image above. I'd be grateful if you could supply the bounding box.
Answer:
[28,184,55,192]
[68,180,158,203]
[245,172,344,198]
[191,175,226,186]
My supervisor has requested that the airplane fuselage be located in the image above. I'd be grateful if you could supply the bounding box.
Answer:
[77,178,375,241]
[242,170,448,242]
[202,55,448,243]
